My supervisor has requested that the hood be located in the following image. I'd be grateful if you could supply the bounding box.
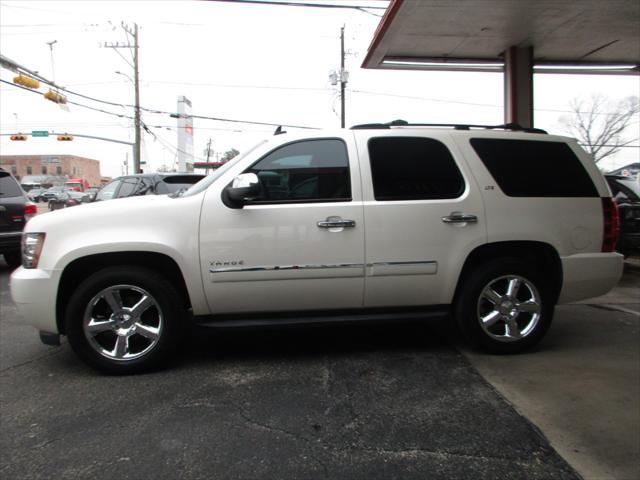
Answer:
[25,194,173,233]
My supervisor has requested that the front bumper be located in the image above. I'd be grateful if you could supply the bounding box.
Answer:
[558,252,624,303]
[10,266,60,333]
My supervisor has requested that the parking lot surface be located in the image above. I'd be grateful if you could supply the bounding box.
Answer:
[0,260,584,480]
[2,259,639,480]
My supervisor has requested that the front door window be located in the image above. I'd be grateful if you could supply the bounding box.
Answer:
[246,139,351,203]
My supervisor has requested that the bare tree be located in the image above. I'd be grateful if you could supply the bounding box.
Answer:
[560,95,639,163]
[221,148,240,163]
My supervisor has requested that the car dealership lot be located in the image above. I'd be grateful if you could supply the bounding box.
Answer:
[1,259,638,480]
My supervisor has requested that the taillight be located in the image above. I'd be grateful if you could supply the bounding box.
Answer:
[24,202,38,222]
[601,197,620,253]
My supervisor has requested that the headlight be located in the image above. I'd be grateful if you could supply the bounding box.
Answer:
[22,233,46,269]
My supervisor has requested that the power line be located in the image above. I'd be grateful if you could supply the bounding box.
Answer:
[1,77,320,129]
[2,54,322,127]
[348,88,640,116]
[0,78,135,119]
[145,80,331,91]
[210,1,387,10]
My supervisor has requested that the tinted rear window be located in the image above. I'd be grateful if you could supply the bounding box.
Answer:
[470,139,598,197]
[161,176,204,193]
[0,172,23,198]
[368,137,465,200]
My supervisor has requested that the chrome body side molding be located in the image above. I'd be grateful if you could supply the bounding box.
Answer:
[209,261,438,282]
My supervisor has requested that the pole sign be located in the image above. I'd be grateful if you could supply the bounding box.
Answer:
[31,131,49,137]
[177,96,194,173]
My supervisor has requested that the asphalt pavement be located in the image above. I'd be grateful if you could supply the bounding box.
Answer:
[0,257,582,480]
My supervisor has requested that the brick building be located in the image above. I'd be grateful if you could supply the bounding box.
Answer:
[0,154,102,187]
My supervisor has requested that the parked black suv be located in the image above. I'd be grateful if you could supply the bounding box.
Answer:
[95,173,206,201]
[605,175,640,257]
[0,168,37,269]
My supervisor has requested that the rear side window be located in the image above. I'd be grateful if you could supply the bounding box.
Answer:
[368,137,465,201]
[0,172,23,198]
[116,178,139,198]
[161,175,204,194]
[95,180,121,201]
[606,177,640,202]
[470,139,598,197]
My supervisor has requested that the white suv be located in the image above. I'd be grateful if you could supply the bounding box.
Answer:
[11,122,623,374]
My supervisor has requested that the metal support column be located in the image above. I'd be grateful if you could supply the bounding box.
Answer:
[504,46,534,128]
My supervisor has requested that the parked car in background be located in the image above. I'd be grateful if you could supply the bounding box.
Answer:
[65,178,90,192]
[27,187,47,203]
[85,187,101,202]
[605,175,640,257]
[41,186,70,203]
[95,173,205,201]
[20,181,42,192]
[48,190,91,210]
[0,167,37,269]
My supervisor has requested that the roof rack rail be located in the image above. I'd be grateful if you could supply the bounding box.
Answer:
[350,119,547,134]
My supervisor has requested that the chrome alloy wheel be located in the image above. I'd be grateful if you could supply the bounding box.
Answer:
[83,285,163,361]
[477,275,542,343]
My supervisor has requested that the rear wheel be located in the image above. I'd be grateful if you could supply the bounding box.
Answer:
[65,266,184,374]
[454,258,554,354]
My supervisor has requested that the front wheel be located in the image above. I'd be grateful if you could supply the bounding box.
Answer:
[65,266,185,374]
[454,259,554,354]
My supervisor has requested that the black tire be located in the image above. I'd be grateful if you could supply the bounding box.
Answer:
[65,266,185,374]
[3,252,22,270]
[454,258,554,354]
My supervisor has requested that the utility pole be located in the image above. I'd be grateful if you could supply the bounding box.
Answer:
[340,26,346,128]
[46,40,57,83]
[105,23,141,174]
[206,138,212,162]
[204,137,213,173]
[132,23,141,174]
[328,27,348,128]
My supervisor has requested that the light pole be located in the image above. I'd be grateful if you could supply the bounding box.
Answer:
[116,70,141,173]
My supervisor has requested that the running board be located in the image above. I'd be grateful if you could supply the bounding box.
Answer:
[192,307,450,329]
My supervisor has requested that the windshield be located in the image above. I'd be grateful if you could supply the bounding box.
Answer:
[608,177,640,202]
[181,140,268,197]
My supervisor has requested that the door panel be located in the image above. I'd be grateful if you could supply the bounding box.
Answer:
[355,131,487,307]
[199,137,365,315]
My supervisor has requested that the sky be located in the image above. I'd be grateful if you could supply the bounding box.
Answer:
[0,0,638,179]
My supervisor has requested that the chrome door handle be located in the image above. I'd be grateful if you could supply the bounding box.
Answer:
[441,213,478,224]
[317,219,356,228]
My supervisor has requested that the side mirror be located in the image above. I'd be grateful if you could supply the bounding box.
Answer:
[223,173,260,208]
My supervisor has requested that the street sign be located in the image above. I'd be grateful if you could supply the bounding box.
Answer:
[31,131,49,137]
[42,156,60,164]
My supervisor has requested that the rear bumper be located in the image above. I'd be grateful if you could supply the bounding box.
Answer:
[10,267,60,333]
[558,252,624,303]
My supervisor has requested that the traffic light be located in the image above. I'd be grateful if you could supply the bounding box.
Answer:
[10,135,27,141]
[44,89,67,104]
[57,135,73,141]
[13,74,40,89]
